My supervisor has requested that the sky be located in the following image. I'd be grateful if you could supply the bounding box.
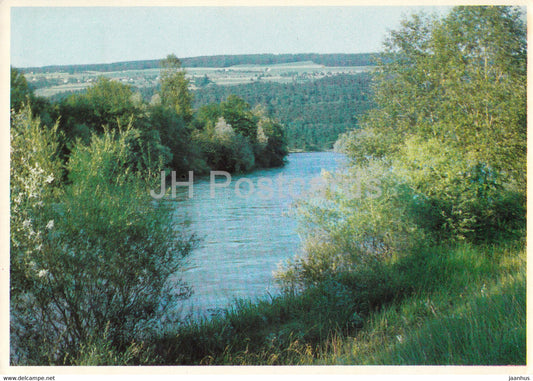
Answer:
[10,6,451,68]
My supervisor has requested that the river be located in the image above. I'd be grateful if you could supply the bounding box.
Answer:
[172,151,345,318]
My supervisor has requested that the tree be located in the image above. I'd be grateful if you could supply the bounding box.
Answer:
[253,105,288,167]
[83,77,139,131]
[220,95,258,142]
[147,104,207,174]
[11,68,55,126]
[10,68,33,112]
[281,6,527,290]
[338,6,526,241]
[192,116,255,173]
[159,54,193,122]
[191,98,287,171]
[58,76,139,141]
[353,7,526,181]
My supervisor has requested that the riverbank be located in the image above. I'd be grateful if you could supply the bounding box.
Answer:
[75,237,525,365]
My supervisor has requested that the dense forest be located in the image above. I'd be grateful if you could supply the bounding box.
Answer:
[10,5,526,367]
[21,52,376,74]
[193,73,374,150]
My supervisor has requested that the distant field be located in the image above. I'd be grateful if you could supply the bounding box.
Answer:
[29,61,372,97]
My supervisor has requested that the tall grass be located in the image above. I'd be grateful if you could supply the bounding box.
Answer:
[134,239,525,365]
[313,242,526,365]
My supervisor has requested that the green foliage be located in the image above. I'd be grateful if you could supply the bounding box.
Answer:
[323,6,526,259]
[276,159,424,290]
[253,107,288,167]
[84,77,139,128]
[58,76,140,144]
[10,106,64,301]
[397,137,525,242]
[368,7,526,183]
[193,115,255,173]
[10,106,64,364]
[10,107,195,364]
[11,67,55,126]
[194,73,373,150]
[192,95,287,172]
[146,104,207,175]
[220,95,258,141]
[159,54,193,121]
[11,67,33,112]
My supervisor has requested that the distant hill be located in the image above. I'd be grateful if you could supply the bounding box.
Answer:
[20,53,377,74]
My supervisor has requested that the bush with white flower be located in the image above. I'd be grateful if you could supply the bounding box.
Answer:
[10,106,195,365]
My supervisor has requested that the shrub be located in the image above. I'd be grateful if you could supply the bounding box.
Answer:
[276,159,425,291]
[10,109,196,364]
[10,106,64,364]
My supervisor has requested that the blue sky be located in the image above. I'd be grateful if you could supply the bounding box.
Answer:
[11,6,451,68]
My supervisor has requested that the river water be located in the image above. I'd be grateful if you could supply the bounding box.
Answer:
[172,151,345,318]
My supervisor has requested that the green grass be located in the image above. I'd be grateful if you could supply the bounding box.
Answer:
[121,239,525,366]
[313,241,526,365]
[145,286,363,365]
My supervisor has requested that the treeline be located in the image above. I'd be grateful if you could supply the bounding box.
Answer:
[193,73,374,150]
[21,53,377,74]
[11,54,288,176]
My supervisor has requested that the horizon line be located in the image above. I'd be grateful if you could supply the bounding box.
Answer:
[14,51,381,70]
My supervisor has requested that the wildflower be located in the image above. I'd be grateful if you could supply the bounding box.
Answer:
[46,220,54,230]
[22,219,31,228]
[45,175,54,183]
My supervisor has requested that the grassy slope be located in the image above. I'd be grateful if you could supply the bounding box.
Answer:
[316,242,526,365]
[132,239,525,366]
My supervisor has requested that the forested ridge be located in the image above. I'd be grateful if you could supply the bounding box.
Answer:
[21,52,376,74]
[193,73,374,150]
